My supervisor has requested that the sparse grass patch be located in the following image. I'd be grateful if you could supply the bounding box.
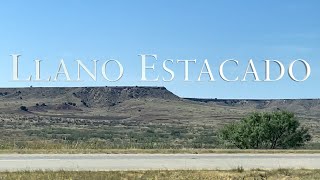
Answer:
[0,169,320,180]
[0,108,319,152]
[0,148,320,154]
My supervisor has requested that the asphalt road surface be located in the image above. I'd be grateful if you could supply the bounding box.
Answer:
[0,154,319,171]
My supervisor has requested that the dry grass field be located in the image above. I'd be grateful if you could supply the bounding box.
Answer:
[0,169,320,180]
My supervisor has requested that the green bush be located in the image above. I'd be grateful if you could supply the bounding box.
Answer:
[219,111,311,149]
[20,106,28,111]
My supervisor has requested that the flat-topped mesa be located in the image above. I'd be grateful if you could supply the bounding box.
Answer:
[0,86,180,108]
[74,86,180,107]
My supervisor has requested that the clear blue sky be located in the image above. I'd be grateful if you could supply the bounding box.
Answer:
[0,0,319,99]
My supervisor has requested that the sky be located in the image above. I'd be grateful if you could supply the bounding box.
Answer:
[0,0,319,99]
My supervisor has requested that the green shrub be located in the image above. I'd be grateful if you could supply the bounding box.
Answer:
[219,111,311,149]
[20,106,28,111]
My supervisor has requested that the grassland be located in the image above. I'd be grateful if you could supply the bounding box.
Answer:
[0,169,320,180]
[1,116,320,153]
[0,114,221,150]
[0,112,319,152]
[0,87,320,152]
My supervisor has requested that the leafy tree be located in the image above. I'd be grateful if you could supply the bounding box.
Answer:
[20,106,28,111]
[219,111,311,149]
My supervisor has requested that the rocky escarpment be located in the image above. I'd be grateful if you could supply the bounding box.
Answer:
[0,86,180,109]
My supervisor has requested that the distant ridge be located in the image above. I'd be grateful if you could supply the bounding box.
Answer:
[0,86,179,108]
[0,86,320,118]
[184,97,320,117]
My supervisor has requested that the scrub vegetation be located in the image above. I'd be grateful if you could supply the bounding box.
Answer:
[0,87,319,152]
[1,169,320,180]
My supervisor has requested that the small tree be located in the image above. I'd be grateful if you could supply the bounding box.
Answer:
[219,111,311,149]
[20,106,28,111]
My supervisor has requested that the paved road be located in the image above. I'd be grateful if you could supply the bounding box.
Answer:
[0,154,319,171]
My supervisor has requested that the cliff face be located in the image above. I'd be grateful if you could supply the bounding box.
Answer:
[72,86,179,107]
[0,86,180,108]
